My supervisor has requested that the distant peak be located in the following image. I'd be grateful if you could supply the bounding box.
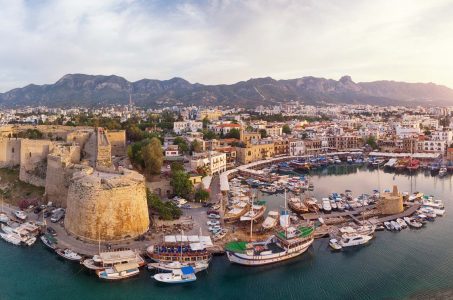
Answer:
[339,75,353,83]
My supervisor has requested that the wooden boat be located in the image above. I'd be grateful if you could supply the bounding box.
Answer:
[224,201,249,223]
[97,262,140,280]
[40,234,57,250]
[288,197,309,214]
[240,203,266,222]
[262,211,279,230]
[153,266,197,284]
[83,249,145,272]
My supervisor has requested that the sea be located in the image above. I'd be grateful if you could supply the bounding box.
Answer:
[1,165,453,300]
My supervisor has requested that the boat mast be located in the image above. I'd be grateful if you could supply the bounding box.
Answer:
[180,230,184,261]
[98,229,101,255]
[249,190,254,242]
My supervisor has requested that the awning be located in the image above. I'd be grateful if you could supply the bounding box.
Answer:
[113,262,139,272]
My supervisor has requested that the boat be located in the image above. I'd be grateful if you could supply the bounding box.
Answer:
[213,229,228,241]
[422,198,444,209]
[390,221,401,231]
[225,225,314,266]
[153,266,197,284]
[147,235,212,265]
[260,185,277,194]
[396,218,408,229]
[330,200,338,211]
[321,198,332,213]
[329,239,342,251]
[40,233,57,250]
[384,222,394,231]
[1,223,38,246]
[240,203,266,222]
[407,159,420,171]
[262,211,279,230]
[339,234,372,248]
[0,212,9,223]
[403,217,423,228]
[0,232,22,245]
[56,248,83,262]
[97,262,140,280]
[83,249,146,271]
[439,166,447,177]
[148,261,209,273]
[224,202,249,223]
[288,197,309,214]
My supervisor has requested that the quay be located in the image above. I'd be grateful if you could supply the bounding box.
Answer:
[370,203,421,224]
[302,205,377,221]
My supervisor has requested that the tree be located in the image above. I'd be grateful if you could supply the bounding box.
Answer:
[194,188,210,203]
[202,117,210,129]
[170,170,193,198]
[203,130,218,140]
[190,140,203,153]
[282,124,291,134]
[147,190,182,220]
[126,124,144,142]
[364,135,378,149]
[225,128,240,139]
[173,137,189,153]
[142,137,163,175]
[259,129,267,138]
[170,162,185,173]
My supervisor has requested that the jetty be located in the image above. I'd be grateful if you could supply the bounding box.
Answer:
[370,203,421,224]
[301,205,376,221]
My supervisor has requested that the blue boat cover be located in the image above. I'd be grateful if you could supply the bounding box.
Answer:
[181,266,194,275]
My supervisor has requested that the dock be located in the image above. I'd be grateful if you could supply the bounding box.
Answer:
[302,205,376,221]
[370,203,421,224]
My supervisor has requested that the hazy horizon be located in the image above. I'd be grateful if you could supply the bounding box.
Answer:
[1,0,452,92]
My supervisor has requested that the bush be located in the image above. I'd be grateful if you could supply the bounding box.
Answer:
[194,188,210,203]
[147,191,182,220]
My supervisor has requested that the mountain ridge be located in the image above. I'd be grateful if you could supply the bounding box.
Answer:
[1,73,452,108]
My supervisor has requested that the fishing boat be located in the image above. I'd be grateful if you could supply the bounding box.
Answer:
[288,197,309,214]
[153,266,197,284]
[1,223,38,246]
[224,201,249,223]
[56,248,83,262]
[40,233,57,250]
[148,261,209,273]
[262,211,279,230]
[406,159,420,171]
[0,232,22,245]
[338,234,372,248]
[97,262,140,280]
[83,249,145,271]
[146,234,212,265]
[0,212,8,223]
[225,225,314,266]
[384,222,394,231]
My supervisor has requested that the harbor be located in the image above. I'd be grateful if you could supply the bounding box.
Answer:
[0,165,451,299]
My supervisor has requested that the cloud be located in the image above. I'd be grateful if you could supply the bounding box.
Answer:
[0,0,452,92]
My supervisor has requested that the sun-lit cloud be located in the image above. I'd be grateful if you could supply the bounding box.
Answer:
[0,0,452,92]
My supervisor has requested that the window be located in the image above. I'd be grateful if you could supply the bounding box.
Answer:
[11,148,14,153]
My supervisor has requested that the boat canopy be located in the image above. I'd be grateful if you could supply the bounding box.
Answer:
[164,235,213,246]
[181,266,195,275]
[99,250,137,264]
[113,262,139,272]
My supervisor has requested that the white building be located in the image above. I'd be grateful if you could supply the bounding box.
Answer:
[395,126,420,138]
[173,121,203,134]
[190,151,227,175]
[289,139,305,156]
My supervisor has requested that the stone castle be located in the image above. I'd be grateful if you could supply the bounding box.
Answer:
[0,125,149,241]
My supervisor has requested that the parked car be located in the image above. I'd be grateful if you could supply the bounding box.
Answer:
[207,210,219,215]
[202,202,213,208]
[181,204,191,209]
[207,220,220,226]
[211,227,222,234]
[33,206,43,214]
[212,204,221,210]
[46,227,57,236]
[208,225,221,232]
[50,209,65,223]
[208,214,220,219]
[43,211,51,218]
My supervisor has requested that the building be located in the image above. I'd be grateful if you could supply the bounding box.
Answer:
[197,109,223,121]
[190,151,226,175]
[264,125,283,137]
[236,141,275,164]
[165,145,180,157]
[239,130,261,145]
[213,123,241,136]
[289,139,305,156]
[173,121,203,134]
[274,139,289,156]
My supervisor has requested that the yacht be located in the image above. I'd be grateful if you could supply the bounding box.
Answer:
[396,218,408,229]
[384,222,394,231]
[225,225,314,266]
[339,234,372,248]
[97,263,140,280]
[83,249,145,273]
[329,239,342,251]
[403,217,423,228]
[153,266,197,284]
[390,221,401,231]
[56,248,83,262]
[148,261,209,273]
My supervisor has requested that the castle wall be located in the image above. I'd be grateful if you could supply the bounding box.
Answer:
[64,168,149,241]
[106,130,126,157]
[0,138,21,167]
[19,139,55,187]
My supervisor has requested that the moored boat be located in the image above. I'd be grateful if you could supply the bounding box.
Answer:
[288,197,309,214]
[56,248,83,262]
[338,234,372,248]
[262,211,279,230]
[153,266,197,284]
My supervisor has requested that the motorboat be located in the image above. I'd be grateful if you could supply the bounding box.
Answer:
[422,199,444,209]
[153,266,197,284]
[329,239,342,251]
[322,198,332,213]
[148,261,208,273]
[390,221,401,231]
[384,222,394,231]
[396,218,407,229]
[40,233,57,250]
[56,248,83,262]
[0,212,9,223]
[404,217,423,228]
[338,234,372,248]
[0,232,22,245]
[97,262,140,280]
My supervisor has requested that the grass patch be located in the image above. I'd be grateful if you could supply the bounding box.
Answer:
[0,168,45,206]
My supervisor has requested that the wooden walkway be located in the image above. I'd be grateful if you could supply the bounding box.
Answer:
[370,204,421,224]
[302,205,376,220]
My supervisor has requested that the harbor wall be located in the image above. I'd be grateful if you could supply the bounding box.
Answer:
[64,168,150,241]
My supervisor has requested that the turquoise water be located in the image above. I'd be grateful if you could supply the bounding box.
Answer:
[1,166,452,300]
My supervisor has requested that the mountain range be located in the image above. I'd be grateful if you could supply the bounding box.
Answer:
[1,74,452,108]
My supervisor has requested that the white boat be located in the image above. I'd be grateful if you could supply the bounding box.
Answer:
[431,208,446,216]
[153,266,197,284]
[56,248,83,262]
[329,239,342,251]
[40,234,57,250]
[390,221,401,231]
[322,198,332,213]
[0,232,22,245]
[339,234,372,248]
[225,226,314,266]
[384,222,394,231]
[262,211,279,230]
[396,218,407,229]
[330,200,338,211]
[97,262,140,280]
[0,212,9,223]
[422,199,444,209]
[404,217,423,228]
[148,261,209,273]
[240,204,266,222]
[14,210,27,221]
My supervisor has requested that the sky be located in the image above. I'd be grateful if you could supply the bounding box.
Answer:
[0,0,453,92]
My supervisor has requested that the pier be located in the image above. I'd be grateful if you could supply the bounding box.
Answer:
[370,203,421,224]
[302,205,376,221]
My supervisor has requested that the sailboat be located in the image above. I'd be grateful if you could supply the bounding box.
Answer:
[225,190,315,266]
